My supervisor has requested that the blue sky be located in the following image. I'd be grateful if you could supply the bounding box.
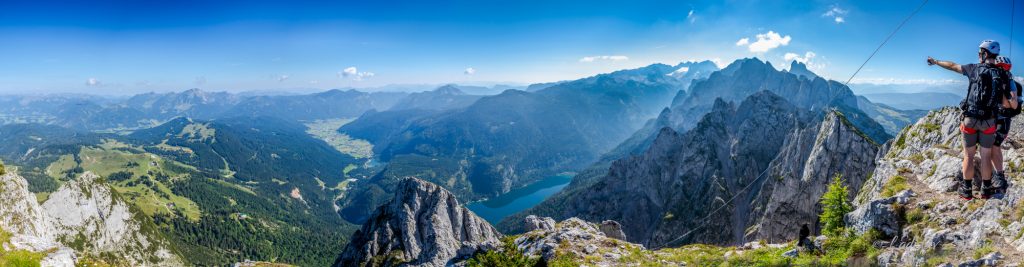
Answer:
[1,0,1021,94]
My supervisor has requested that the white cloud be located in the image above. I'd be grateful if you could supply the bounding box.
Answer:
[277,75,289,82]
[784,51,816,63]
[687,9,696,23]
[85,78,100,86]
[194,76,207,86]
[309,80,319,85]
[579,55,629,62]
[338,66,375,81]
[823,6,848,24]
[464,67,476,75]
[340,67,358,77]
[735,38,750,46]
[745,31,792,53]
[710,58,725,69]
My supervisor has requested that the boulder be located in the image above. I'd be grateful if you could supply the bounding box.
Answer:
[846,190,913,237]
[524,215,556,232]
[599,220,627,240]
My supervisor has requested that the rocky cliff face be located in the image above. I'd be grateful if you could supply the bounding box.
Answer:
[847,107,1024,265]
[0,171,76,266]
[0,171,182,266]
[503,91,880,249]
[42,172,181,266]
[749,110,879,242]
[523,91,811,247]
[334,178,501,267]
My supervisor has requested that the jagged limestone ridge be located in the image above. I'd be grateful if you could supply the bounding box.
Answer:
[750,110,879,243]
[851,106,1024,265]
[42,172,182,266]
[335,177,501,267]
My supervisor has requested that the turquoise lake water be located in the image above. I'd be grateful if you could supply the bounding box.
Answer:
[467,175,572,224]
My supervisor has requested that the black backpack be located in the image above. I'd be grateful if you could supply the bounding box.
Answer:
[1000,80,1024,118]
[961,64,1009,119]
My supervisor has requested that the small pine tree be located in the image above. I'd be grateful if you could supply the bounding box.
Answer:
[466,237,538,267]
[820,174,852,238]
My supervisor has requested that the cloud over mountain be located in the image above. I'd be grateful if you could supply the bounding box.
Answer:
[339,66,375,81]
[742,31,791,53]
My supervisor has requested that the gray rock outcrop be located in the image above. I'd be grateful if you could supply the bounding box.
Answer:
[846,190,912,237]
[334,177,501,267]
[515,217,644,264]
[524,215,556,232]
[0,171,76,267]
[599,220,627,240]
[751,110,880,242]
[42,172,182,266]
[0,170,180,266]
[854,107,1024,265]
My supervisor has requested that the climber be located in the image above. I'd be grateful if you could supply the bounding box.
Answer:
[927,40,1014,200]
[992,55,1021,197]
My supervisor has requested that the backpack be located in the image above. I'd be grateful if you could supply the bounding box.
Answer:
[1000,80,1024,118]
[961,64,1009,119]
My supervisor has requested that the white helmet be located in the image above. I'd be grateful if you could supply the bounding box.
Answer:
[996,55,1012,65]
[996,56,1013,71]
[980,40,1001,55]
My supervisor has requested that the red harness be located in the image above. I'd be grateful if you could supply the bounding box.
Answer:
[961,123,997,135]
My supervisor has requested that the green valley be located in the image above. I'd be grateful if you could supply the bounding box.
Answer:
[304,118,374,159]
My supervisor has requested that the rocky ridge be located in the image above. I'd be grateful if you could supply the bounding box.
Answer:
[486,106,1021,265]
[0,170,181,266]
[334,177,501,267]
[847,107,1024,265]
[337,93,1018,266]
[500,91,879,250]
[0,170,75,266]
[748,108,880,243]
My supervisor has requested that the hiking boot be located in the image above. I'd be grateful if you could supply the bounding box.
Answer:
[981,179,995,199]
[993,171,1009,194]
[959,178,974,200]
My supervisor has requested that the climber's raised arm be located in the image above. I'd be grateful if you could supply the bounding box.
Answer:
[927,57,963,74]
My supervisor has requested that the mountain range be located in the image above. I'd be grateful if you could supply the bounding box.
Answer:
[0,56,975,266]
[327,66,1024,266]
[335,61,722,224]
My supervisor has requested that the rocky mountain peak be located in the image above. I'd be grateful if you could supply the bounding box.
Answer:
[717,57,772,76]
[433,84,466,95]
[334,177,501,267]
[787,61,818,80]
[750,110,879,242]
[182,88,205,96]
